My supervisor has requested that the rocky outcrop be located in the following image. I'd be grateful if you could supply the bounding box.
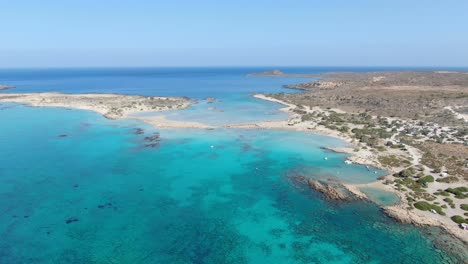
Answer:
[307,179,353,201]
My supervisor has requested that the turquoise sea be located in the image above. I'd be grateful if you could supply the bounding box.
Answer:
[0,68,466,263]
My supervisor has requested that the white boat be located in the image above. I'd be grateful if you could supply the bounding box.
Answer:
[344,160,352,165]
[324,157,328,160]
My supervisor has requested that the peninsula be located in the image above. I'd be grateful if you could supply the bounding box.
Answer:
[0,85,15,90]
[0,92,193,119]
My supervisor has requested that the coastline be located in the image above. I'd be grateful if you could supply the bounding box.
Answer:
[1,91,467,246]
[251,93,468,245]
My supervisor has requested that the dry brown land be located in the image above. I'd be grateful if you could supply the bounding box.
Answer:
[272,71,468,125]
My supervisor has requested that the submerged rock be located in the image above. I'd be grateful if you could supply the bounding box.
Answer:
[143,132,161,148]
[58,134,68,138]
[97,202,117,210]
[144,133,160,142]
[289,174,309,187]
[133,128,145,135]
[65,217,79,224]
[205,97,216,103]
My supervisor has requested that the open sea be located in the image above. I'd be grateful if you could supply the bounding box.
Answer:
[0,67,465,263]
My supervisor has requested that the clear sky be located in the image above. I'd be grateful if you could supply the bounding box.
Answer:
[1,0,467,67]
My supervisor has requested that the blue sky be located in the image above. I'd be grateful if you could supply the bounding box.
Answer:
[1,0,467,67]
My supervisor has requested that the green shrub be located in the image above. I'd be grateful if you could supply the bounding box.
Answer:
[436,176,459,183]
[394,178,425,192]
[417,176,434,185]
[413,201,445,215]
[461,204,468,211]
[398,168,417,178]
[445,187,468,199]
[444,198,455,208]
[444,198,454,203]
[450,215,467,224]
[339,126,349,133]
[434,191,450,196]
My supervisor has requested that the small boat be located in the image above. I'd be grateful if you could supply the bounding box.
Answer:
[460,223,468,230]
[324,157,328,160]
[210,145,214,149]
[344,160,352,165]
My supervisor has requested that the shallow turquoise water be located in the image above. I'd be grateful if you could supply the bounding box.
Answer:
[360,187,400,207]
[0,67,309,125]
[0,104,460,263]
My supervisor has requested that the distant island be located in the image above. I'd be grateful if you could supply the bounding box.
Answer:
[0,85,15,90]
[247,70,285,76]
[247,70,468,243]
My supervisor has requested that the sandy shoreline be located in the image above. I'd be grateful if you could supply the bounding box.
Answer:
[129,114,214,129]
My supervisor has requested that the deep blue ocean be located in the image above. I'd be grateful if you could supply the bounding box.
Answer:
[0,67,465,263]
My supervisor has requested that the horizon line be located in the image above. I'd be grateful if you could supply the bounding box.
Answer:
[1,65,468,70]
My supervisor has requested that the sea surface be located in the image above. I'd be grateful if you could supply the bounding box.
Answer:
[0,67,465,263]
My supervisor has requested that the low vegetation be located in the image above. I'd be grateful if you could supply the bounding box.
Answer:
[378,155,411,168]
[445,187,468,199]
[436,176,459,183]
[414,201,445,215]
[450,215,468,224]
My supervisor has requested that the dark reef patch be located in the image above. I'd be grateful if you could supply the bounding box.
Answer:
[133,128,145,135]
[65,217,79,224]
